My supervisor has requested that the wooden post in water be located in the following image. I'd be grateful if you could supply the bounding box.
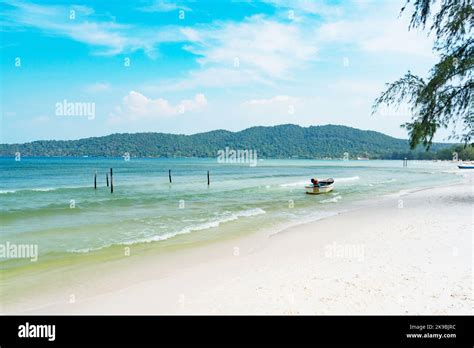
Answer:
[110,168,113,193]
[106,173,109,187]
[94,171,97,189]
[207,170,210,185]
[169,169,172,184]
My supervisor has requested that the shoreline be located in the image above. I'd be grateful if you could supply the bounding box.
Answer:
[3,174,472,314]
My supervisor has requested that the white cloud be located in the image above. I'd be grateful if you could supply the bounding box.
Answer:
[32,115,50,123]
[243,95,300,106]
[150,1,434,92]
[85,82,110,93]
[109,91,208,124]
[241,95,306,125]
[138,0,191,12]
[265,0,434,57]
[360,22,434,56]
[2,1,185,56]
[182,16,318,78]
[148,15,319,91]
[145,67,275,93]
[317,19,434,57]
[263,0,343,18]
[314,1,435,57]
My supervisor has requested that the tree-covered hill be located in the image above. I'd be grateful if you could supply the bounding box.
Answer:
[0,124,460,159]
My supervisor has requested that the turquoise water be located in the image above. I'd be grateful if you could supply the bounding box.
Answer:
[0,157,462,272]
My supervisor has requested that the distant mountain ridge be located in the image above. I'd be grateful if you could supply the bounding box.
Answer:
[0,124,453,159]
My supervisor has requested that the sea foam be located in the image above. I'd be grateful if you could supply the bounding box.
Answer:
[68,208,266,253]
[335,176,360,182]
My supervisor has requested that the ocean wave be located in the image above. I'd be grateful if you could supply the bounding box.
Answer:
[443,169,466,174]
[0,186,87,194]
[335,176,360,182]
[269,210,339,237]
[369,178,397,187]
[68,208,266,253]
[380,178,397,184]
[320,195,342,203]
[279,181,308,187]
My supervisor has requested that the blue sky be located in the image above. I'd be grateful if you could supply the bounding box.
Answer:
[1,0,446,143]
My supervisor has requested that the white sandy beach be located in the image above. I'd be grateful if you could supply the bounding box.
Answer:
[8,175,474,315]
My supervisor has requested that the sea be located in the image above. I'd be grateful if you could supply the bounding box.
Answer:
[0,157,464,277]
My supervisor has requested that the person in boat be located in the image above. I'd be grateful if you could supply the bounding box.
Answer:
[311,178,319,187]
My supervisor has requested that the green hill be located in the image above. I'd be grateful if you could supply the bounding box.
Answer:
[0,124,457,159]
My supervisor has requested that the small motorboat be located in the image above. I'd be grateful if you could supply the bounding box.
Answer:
[458,162,474,169]
[305,178,334,195]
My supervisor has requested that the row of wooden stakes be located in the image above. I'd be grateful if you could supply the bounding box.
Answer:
[94,169,210,193]
[93,168,114,193]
